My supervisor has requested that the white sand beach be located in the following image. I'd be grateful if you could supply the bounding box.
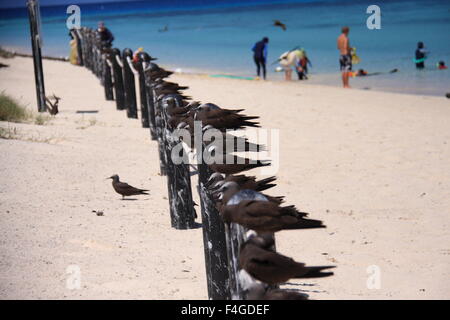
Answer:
[0,56,449,299]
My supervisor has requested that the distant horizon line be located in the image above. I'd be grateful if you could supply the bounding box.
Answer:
[0,0,353,10]
[0,0,139,10]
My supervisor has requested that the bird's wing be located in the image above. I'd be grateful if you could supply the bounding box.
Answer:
[116,182,148,192]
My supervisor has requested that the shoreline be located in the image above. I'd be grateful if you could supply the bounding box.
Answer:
[1,55,449,299]
[2,45,448,98]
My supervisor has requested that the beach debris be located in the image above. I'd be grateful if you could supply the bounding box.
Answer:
[92,210,104,216]
[107,174,149,200]
[239,234,335,285]
[273,20,287,31]
[0,63,9,68]
[45,94,60,115]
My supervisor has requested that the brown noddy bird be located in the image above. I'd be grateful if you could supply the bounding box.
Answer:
[273,20,287,31]
[107,174,149,199]
[183,103,260,131]
[169,105,260,133]
[239,234,335,285]
[208,157,270,175]
[222,199,324,233]
[208,173,277,192]
[214,181,284,210]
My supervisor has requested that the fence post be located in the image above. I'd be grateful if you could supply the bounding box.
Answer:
[150,71,169,176]
[197,138,231,299]
[137,52,151,128]
[73,28,84,66]
[111,48,126,110]
[143,63,158,140]
[160,94,197,229]
[224,222,246,299]
[26,0,46,112]
[103,51,114,101]
[122,48,138,119]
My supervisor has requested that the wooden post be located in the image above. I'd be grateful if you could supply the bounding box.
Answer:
[197,161,231,300]
[26,0,46,112]
[224,222,246,299]
[73,29,84,66]
[111,48,126,110]
[195,124,231,299]
[159,94,198,229]
[122,48,138,119]
[137,52,151,128]
[103,53,114,101]
[152,82,168,176]
[143,63,158,140]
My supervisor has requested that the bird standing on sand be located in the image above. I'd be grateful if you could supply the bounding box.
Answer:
[107,174,149,199]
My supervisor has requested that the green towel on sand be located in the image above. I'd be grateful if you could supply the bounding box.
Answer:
[210,74,256,80]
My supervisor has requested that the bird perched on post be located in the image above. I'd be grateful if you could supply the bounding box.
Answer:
[213,181,284,210]
[239,234,334,285]
[107,174,149,199]
[221,199,324,233]
[207,173,277,192]
[190,103,260,131]
[273,20,287,31]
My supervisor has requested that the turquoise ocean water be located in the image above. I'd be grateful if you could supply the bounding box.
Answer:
[0,0,449,95]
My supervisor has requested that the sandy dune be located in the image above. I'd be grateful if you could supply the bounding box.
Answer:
[0,56,449,299]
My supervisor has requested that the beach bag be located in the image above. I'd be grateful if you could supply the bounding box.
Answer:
[351,47,360,64]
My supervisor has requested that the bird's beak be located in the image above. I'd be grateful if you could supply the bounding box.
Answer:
[106,176,112,180]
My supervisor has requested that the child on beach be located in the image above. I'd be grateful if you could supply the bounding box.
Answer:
[296,49,312,80]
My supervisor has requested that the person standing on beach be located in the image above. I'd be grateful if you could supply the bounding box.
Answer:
[337,26,351,88]
[97,21,115,49]
[252,37,269,79]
